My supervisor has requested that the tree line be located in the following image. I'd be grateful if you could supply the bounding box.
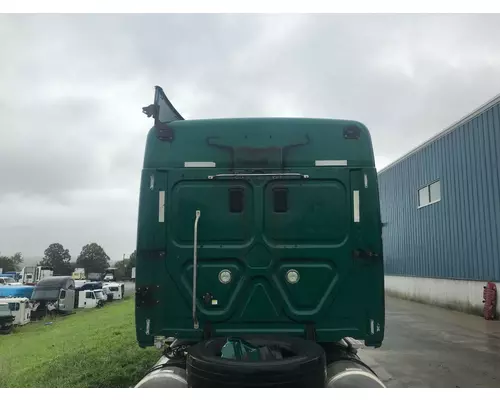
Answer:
[0,243,136,280]
[0,252,23,272]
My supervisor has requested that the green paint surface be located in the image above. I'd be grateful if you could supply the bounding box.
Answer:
[136,118,384,348]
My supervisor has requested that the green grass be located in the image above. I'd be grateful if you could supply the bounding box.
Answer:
[0,298,160,388]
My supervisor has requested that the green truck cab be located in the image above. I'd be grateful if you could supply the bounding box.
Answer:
[134,86,385,387]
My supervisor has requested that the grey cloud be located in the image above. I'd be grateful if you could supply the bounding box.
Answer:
[0,97,112,198]
[0,189,138,260]
[1,14,500,259]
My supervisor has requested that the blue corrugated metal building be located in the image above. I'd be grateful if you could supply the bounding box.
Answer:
[379,94,500,289]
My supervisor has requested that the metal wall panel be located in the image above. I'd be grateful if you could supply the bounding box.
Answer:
[379,102,500,281]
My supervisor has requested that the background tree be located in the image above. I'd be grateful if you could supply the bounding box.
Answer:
[127,250,136,273]
[122,250,136,278]
[11,252,24,269]
[0,255,14,271]
[0,252,24,272]
[39,243,72,276]
[69,262,85,272]
[113,250,136,280]
[76,243,110,275]
[113,259,127,281]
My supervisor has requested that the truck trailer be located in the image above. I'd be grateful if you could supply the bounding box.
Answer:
[134,86,385,388]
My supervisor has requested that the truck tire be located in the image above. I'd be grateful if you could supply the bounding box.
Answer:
[186,336,326,388]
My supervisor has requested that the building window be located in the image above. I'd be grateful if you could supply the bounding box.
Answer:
[418,187,429,207]
[418,180,441,208]
[429,181,441,202]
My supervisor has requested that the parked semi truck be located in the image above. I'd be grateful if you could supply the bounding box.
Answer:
[134,86,385,388]
[103,268,117,282]
[20,266,53,285]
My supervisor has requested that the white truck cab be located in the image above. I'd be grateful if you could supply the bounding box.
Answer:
[77,290,103,309]
[0,297,31,325]
[103,267,118,282]
[76,289,106,309]
[102,282,124,300]
[21,266,35,285]
[33,266,53,283]
[94,289,105,303]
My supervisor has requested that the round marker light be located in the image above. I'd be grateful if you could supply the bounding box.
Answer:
[286,269,300,284]
[218,269,232,284]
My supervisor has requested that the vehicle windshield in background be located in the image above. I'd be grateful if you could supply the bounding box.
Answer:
[32,289,60,300]
[109,287,118,292]
[3,278,16,284]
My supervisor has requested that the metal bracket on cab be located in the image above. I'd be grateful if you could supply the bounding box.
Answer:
[192,210,201,329]
[352,249,381,261]
[136,285,159,308]
[208,172,309,180]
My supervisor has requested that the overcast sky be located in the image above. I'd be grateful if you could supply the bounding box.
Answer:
[1,14,500,261]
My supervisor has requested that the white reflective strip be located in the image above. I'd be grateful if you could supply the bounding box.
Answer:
[315,160,347,166]
[364,173,368,188]
[149,174,155,190]
[184,161,216,168]
[158,191,165,223]
[370,319,375,334]
[353,190,360,222]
